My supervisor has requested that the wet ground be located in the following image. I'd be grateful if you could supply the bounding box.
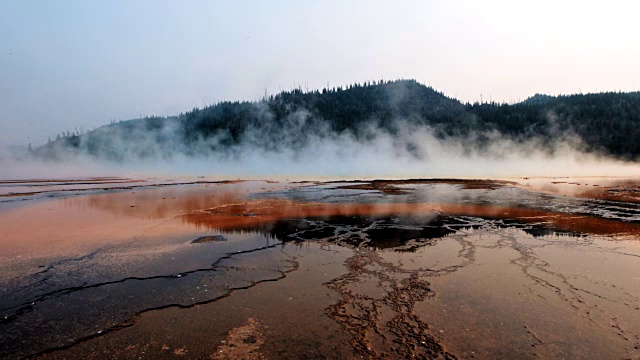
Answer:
[1,176,640,359]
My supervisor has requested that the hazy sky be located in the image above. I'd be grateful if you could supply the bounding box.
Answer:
[1,0,639,147]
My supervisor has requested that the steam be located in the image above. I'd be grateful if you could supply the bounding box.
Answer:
[3,85,640,180]
[3,124,638,181]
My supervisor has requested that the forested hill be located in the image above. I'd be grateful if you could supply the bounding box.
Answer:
[35,79,640,161]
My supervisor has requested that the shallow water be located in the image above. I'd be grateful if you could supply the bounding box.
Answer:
[1,177,639,359]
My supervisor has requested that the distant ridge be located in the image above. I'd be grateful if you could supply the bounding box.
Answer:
[35,79,640,161]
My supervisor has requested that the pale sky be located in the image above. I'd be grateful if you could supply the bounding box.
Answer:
[1,0,639,147]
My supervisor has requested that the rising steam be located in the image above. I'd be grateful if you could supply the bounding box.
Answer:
[3,81,639,180]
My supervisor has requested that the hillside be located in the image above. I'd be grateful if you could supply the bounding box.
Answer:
[35,80,640,161]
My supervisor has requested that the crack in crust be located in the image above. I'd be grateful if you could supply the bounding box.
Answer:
[325,251,457,359]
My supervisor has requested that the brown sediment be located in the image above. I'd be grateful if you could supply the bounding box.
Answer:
[3,179,636,266]
[325,250,456,359]
[0,181,271,261]
[517,177,640,203]
[191,235,228,243]
[78,185,249,219]
[587,185,640,203]
[182,199,640,237]
[211,318,266,360]
[334,179,517,194]
[550,184,640,204]
[322,177,640,204]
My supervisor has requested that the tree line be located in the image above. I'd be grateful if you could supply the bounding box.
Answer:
[36,79,640,161]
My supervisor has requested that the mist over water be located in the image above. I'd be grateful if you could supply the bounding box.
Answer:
[2,122,639,180]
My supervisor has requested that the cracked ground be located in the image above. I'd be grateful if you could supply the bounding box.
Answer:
[1,177,640,359]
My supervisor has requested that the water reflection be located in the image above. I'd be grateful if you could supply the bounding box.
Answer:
[182,199,640,239]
